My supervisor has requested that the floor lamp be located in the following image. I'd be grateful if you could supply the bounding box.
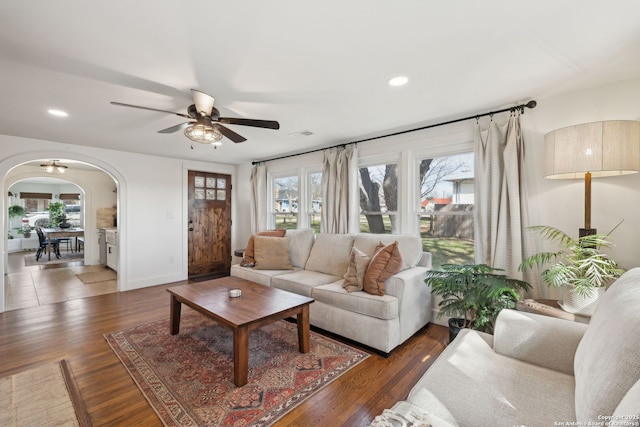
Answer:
[544,120,640,237]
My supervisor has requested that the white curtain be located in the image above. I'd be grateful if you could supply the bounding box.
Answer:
[321,145,359,234]
[475,113,540,297]
[250,164,267,233]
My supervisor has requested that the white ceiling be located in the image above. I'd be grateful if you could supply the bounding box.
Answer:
[1,1,640,165]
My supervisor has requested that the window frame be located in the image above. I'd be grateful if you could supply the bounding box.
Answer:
[268,170,300,230]
[357,153,401,234]
[414,149,476,269]
[302,167,322,233]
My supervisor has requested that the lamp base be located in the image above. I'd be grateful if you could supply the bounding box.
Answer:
[579,228,597,238]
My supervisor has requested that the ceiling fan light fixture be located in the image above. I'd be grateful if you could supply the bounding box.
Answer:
[40,160,68,174]
[184,122,223,144]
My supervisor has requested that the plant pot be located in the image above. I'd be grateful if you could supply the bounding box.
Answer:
[448,318,467,343]
[559,286,605,316]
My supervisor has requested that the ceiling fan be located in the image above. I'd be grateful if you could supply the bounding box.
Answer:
[111,89,280,147]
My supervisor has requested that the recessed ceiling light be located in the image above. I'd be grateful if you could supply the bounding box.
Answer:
[388,76,409,87]
[47,109,69,117]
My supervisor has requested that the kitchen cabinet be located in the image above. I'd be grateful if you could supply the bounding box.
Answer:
[105,229,118,271]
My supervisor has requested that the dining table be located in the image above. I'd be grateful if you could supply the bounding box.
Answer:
[42,227,84,261]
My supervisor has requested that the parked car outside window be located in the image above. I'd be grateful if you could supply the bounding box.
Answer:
[25,212,50,228]
[24,205,81,228]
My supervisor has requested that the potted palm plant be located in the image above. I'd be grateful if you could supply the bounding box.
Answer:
[519,225,624,315]
[425,264,531,342]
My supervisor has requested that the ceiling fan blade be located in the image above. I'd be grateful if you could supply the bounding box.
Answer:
[158,122,191,134]
[191,89,214,116]
[111,102,191,119]
[218,117,280,130]
[216,124,247,143]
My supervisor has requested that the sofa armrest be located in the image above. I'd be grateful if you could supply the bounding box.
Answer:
[493,309,588,375]
[386,266,428,299]
[417,252,432,269]
[386,266,431,341]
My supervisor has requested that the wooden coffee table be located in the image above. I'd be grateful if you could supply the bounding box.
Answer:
[167,276,314,386]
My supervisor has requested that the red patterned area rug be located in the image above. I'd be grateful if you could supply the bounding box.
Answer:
[105,312,369,426]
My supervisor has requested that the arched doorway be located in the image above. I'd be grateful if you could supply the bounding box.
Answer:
[2,155,125,312]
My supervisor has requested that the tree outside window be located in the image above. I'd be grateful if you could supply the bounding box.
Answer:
[418,153,475,269]
[359,163,397,234]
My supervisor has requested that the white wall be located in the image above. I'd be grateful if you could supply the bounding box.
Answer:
[524,77,640,287]
[1,136,238,312]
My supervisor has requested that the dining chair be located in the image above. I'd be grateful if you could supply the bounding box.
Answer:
[35,227,61,261]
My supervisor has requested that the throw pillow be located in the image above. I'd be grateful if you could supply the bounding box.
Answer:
[254,236,293,270]
[363,241,403,296]
[343,247,371,292]
[241,229,286,267]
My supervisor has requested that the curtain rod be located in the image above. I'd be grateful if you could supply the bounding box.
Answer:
[252,100,537,165]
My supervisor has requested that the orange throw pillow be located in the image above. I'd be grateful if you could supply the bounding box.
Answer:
[241,229,286,267]
[363,241,403,296]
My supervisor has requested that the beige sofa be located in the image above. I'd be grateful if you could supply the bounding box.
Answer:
[379,267,640,427]
[231,229,433,354]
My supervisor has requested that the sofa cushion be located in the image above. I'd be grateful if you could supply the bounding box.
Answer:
[254,236,293,270]
[574,268,640,422]
[241,229,286,266]
[304,233,355,277]
[312,282,398,320]
[271,270,341,297]
[613,378,640,419]
[343,247,371,292]
[363,241,402,296]
[494,309,587,376]
[284,229,316,268]
[230,264,299,287]
[354,233,423,270]
[410,328,576,427]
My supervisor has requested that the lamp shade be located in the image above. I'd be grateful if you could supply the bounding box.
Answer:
[544,120,640,179]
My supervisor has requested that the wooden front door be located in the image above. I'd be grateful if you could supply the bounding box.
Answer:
[188,170,232,278]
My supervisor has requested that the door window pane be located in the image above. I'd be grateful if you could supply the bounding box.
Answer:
[418,153,475,269]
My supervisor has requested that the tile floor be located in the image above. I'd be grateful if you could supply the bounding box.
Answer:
[4,251,117,311]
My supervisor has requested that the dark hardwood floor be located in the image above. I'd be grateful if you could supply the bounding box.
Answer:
[0,281,447,426]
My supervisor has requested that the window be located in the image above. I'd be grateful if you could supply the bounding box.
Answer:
[20,192,52,213]
[359,162,398,234]
[64,203,82,226]
[273,175,299,230]
[307,171,322,233]
[418,153,475,269]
